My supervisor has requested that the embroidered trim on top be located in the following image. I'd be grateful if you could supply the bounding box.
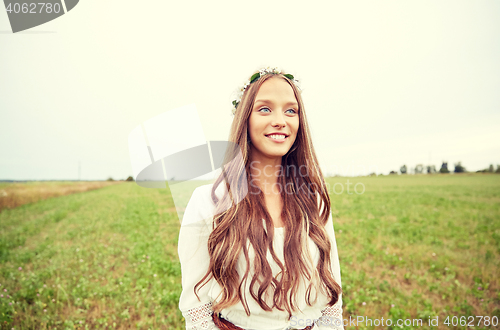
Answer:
[187,302,216,330]
[318,299,343,329]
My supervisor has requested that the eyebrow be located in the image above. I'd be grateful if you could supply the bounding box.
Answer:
[254,99,299,107]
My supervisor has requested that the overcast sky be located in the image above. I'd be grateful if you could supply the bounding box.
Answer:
[1,0,499,180]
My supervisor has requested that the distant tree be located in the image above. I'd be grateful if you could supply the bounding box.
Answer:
[415,164,424,174]
[126,176,134,181]
[400,165,407,174]
[496,165,500,174]
[439,162,450,173]
[389,170,397,175]
[454,162,466,173]
[369,172,377,176]
[427,165,437,174]
[107,177,114,181]
[489,164,494,173]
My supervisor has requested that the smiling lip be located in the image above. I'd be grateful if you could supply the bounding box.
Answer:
[265,133,289,143]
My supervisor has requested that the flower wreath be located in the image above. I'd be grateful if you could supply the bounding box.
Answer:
[231,67,300,115]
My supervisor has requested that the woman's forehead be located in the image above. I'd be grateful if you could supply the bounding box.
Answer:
[255,77,297,100]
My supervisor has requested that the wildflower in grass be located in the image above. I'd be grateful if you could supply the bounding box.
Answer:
[478,286,482,290]
[7,295,10,298]
[18,267,22,270]
[142,260,145,262]
[432,253,436,256]
[0,294,3,297]
[362,302,366,306]
[44,309,47,312]
[43,284,46,287]
[445,267,449,270]
[52,299,55,302]
[481,299,484,301]
[80,321,83,324]
[147,255,150,259]
[154,274,157,277]
[79,259,83,262]
[4,289,6,292]
[391,304,395,308]
[120,282,123,285]
[399,257,402,260]
[339,230,342,233]
[37,294,40,296]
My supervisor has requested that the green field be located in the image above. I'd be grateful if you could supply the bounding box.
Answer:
[0,174,499,329]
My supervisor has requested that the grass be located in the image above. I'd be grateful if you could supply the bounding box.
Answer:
[0,181,122,212]
[328,173,500,329]
[0,174,499,329]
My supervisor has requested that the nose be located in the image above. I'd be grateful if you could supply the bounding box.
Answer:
[271,110,286,128]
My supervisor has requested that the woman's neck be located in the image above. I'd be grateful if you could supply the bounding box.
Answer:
[249,155,283,195]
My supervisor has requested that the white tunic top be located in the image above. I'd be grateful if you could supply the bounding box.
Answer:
[178,183,344,330]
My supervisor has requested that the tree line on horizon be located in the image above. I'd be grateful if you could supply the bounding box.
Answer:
[387,163,500,175]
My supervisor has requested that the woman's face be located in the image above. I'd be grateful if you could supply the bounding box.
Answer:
[248,76,300,162]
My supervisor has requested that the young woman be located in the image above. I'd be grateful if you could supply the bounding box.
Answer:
[178,67,344,330]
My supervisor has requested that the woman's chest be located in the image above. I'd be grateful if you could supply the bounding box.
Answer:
[238,231,320,275]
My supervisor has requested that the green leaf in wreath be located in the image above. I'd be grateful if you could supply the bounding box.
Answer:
[283,74,294,80]
[250,73,261,83]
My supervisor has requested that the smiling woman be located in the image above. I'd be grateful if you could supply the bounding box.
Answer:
[249,77,300,164]
[177,67,344,330]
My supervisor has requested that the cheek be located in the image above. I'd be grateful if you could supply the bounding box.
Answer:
[248,119,260,141]
[291,120,300,135]
[249,116,264,136]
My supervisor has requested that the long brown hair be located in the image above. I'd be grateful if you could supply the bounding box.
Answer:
[194,73,342,319]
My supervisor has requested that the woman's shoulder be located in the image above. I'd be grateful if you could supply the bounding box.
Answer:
[182,182,227,226]
[191,183,214,201]
[190,182,226,206]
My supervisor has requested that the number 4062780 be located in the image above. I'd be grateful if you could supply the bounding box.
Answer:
[5,3,62,14]
[444,316,498,327]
